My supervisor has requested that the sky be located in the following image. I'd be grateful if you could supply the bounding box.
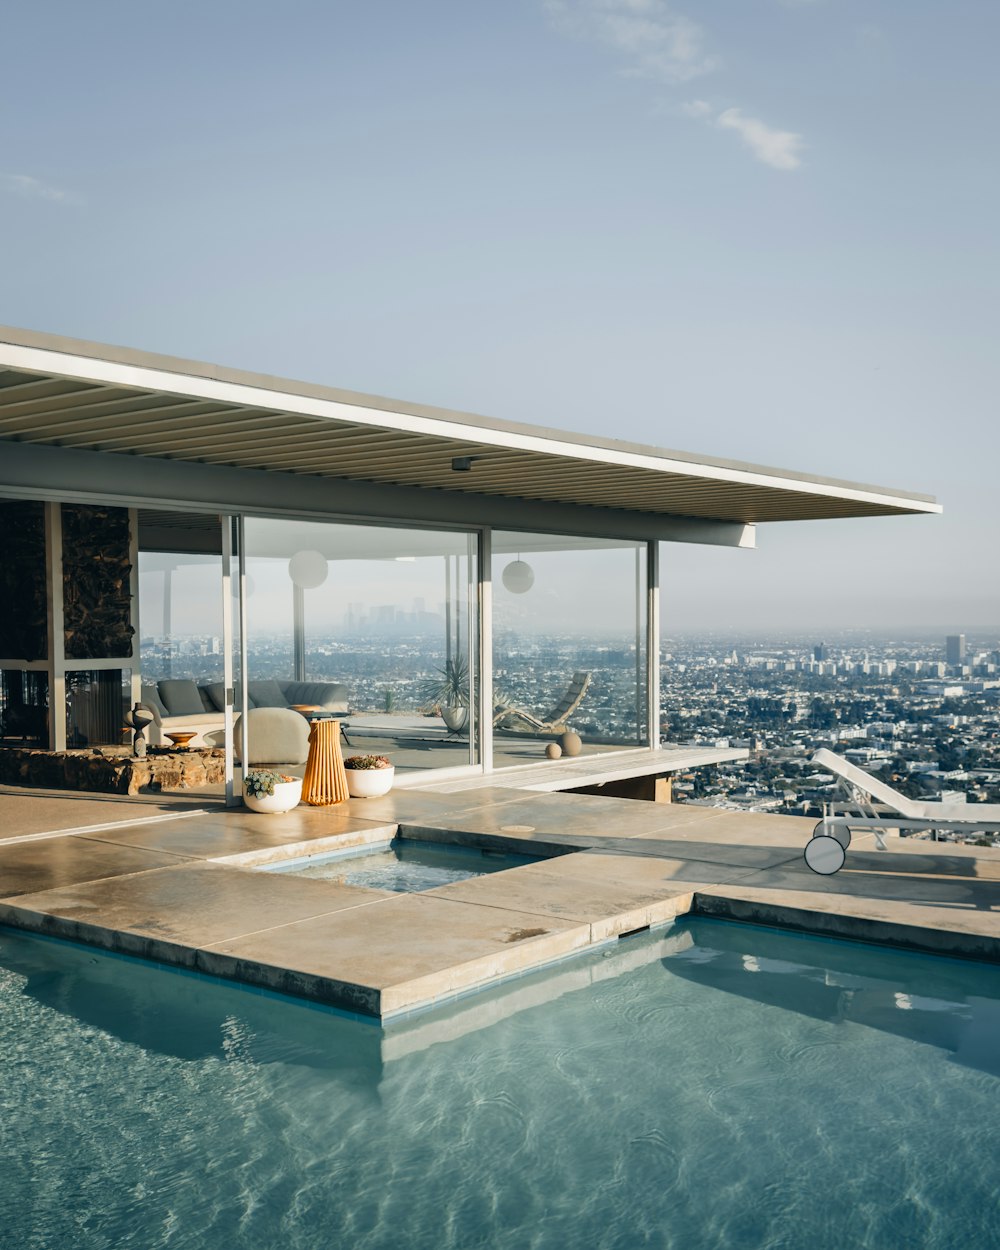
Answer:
[2,0,997,636]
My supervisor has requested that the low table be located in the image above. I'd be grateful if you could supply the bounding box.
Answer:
[290,705,353,745]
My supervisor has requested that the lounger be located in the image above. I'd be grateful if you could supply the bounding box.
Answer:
[804,748,1000,874]
[493,671,592,734]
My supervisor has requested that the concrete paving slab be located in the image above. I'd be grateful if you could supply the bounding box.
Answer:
[0,861,390,958]
[633,808,819,845]
[576,834,803,871]
[81,809,397,863]
[200,892,593,1017]
[0,785,223,841]
[400,790,700,844]
[0,836,188,899]
[545,848,768,889]
[423,855,713,940]
[712,851,1000,910]
[340,787,530,824]
[694,879,1000,962]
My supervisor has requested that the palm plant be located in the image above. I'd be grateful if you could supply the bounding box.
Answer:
[422,655,470,709]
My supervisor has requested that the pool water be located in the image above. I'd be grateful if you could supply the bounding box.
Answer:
[2,919,999,1249]
[261,838,540,892]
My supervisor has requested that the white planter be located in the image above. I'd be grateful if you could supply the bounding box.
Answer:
[244,778,303,814]
[345,766,395,798]
[441,706,468,733]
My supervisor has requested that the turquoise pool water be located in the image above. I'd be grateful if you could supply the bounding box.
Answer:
[2,919,998,1249]
[261,838,541,892]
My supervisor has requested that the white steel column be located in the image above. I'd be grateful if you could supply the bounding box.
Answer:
[647,540,660,750]
[237,516,250,781]
[221,516,236,805]
[479,528,493,773]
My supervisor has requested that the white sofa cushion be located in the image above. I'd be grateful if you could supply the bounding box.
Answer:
[235,707,310,765]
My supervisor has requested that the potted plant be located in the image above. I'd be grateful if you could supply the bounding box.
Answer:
[343,754,395,797]
[243,769,303,814]
[422,656,470,733]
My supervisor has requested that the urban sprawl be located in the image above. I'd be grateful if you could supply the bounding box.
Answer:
[144,629,1000,845]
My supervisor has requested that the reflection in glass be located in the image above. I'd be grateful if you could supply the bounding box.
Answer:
[64,669,131,747]
[492,532,648,766]
[241,518,478,773]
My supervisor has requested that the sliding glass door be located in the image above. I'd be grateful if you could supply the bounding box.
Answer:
[491,532,648,767]
[239,517,479,776]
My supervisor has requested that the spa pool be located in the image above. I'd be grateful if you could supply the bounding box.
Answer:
[258,837,541,892]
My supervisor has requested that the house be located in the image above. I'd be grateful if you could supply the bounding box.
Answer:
[0,325,941,801]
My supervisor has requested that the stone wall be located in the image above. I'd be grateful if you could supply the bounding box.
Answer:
[0,747,226,796]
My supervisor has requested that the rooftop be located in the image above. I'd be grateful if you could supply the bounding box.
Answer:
[0,325,940,531]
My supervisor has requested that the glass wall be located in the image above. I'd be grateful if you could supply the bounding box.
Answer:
[492,533,648,767]
[136,511,227,748]
[241,518,478,774]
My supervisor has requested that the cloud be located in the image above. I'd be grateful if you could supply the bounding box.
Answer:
[2,173,82,205]
[545,0,718,83]
[715,107,804,170]
[546,3,807,171]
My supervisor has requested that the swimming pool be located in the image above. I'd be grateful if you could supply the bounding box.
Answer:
[259,837,541,892]
[2,918,998,1249]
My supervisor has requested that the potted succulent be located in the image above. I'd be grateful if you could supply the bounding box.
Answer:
[422,656,470,734]
[343,754,395,797]
[243,769,303,814]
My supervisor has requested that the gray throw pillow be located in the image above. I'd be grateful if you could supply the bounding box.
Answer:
[202,682,228,712]
[247,679,288,709]
[158,680,206,716]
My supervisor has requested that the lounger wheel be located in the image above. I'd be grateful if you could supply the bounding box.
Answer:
[812,821,851,850]
[804,834,846,876]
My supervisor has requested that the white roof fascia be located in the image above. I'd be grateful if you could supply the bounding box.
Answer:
[0,340,942,518]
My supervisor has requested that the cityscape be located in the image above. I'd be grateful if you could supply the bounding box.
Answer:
[142,627,1000,842]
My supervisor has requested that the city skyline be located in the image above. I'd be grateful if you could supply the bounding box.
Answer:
[3,2,997,630]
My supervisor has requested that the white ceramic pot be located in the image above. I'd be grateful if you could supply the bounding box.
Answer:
[441,706,468,733]
[345,766,394,798]
[243,778,303,813]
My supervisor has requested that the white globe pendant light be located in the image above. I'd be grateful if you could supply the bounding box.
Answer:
[502,558,534,594]
[288,550,329,590]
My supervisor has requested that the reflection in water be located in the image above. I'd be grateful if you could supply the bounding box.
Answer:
[663,920,1000,1077]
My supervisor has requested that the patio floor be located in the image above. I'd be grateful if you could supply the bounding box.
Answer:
[1,785,998,1021]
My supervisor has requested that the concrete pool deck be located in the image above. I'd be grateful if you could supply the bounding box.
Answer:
[0,786,998,1020]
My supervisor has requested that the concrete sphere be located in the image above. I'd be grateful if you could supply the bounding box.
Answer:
[545,742,562,760]
[560,731,582,757]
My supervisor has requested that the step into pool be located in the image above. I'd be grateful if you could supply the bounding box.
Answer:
[259,839,541,893]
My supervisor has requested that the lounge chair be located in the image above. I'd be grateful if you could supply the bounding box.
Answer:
[493,671,591,734]
[804,748,1000,874]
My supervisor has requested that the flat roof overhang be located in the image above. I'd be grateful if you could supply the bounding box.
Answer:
[0,326,940,537]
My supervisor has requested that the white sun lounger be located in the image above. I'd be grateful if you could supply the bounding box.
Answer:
[804,748,1000,874]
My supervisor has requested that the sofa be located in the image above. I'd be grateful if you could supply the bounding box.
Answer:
[140,678,349,748]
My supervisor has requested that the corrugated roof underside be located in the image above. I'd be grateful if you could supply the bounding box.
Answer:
[0,367,924,523]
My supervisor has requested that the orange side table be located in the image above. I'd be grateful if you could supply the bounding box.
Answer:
[301,717,349,806]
